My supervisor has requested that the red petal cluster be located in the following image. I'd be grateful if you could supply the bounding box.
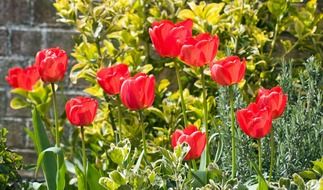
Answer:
[171,125,206,160]
[35,47,68,83]
[5,65,40,91]
[65,96,98,126]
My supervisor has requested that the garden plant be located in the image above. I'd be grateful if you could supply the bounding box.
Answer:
[1,0,323,189]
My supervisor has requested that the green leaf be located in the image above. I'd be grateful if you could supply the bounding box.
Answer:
[267,0,288,19]
[99,177,120,190]
[249,160,268,190]
[279,177,291,188]
[10,88,28,97]
[199,148,207,171]
[299,170,317,180]
[88,164,105,190]
[57,162,66,190]
[10,97,29,109]
[292,173,305,189]
[84,84,103,97]
[191,170,207,187]
[133,150,144,174]
[158,79,170,93]
[109,171,126,185]
[35,146,61,177]
[146,107,167,122]
[32,108,57,190]
[138,64,153,74]
[75,165,85,190]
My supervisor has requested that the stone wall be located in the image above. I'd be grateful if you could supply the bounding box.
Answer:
[0,0,75,176]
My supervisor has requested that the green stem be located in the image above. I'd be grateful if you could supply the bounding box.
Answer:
[80,126,87,190]
[51,83,60,182]
[269,19,280,57]
[117,102,122,141]
[201,67,209,172]
[175,61,188,127]
[139,111,147,157]
[51,83,60,148]
[229,86,237,178]
[107,102,118,142]
[191,160,197,171]
[269,128,275,182]
[258,138,262,184]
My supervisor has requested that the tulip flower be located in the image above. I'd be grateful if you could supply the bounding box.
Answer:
[120,73,155,110]
[5,65,40,91]
[210,56,246,86]
[171,125,207,161]
[236,103,273,139]
[179,33,219,67]
[35,47,68,83]
[149,19,193,58]
[65,96,98,126]
[97,64,130,95]
[256,86,288,119]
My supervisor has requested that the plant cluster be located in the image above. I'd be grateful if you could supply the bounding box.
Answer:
[2,0,323,190]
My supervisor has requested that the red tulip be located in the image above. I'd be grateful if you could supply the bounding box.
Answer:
[179,33,219,67]
[5,65,40,91]
[120,73,155,110]
[256,86,287,119]
[149,19,193,58]
[236,103,272,139]
[97,64,130,95]
[171,125,206,160]
[210,56,246,86]
[65,96,98,126]
[35,47,68,83]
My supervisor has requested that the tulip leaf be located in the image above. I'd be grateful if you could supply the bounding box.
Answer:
[10,97,29,110]
[133,150,144,174]
[31,108,57,190]
[87,164,105,190]
[75,164,85,190]
[249,160,268,190]
[10,88,28,97]
[35,146,61,177]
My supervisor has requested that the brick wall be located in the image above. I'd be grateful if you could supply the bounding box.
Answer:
[0,0,76,177]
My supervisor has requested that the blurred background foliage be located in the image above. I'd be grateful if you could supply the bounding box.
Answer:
[50,0,323,188]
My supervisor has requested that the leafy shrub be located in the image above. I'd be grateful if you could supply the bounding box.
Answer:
[0,128,23,189]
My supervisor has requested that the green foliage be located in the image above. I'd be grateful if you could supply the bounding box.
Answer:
[8,0,320,189]
[29,109,58,190]
[0,128,23,189]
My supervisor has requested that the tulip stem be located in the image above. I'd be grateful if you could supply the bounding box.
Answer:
[107,102,118,143]
[51,83,61,184]
[269,128,275,182]
[117,102,122,141]
[200,67,209,171]
[139,111,147,158]
[80,126,87,190]
[191,160,197,171]
[258,138,262,185]
[175,61,188,127]
[51,83,60,148]
[229,86,237,178]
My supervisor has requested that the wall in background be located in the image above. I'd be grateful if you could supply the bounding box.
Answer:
[0,0,76,177]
